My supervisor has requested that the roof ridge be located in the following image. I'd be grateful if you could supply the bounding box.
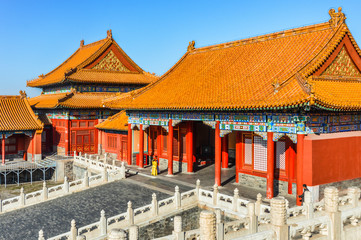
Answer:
[0,95,21,99]
[191,21,332,54]
[23,96,44,129]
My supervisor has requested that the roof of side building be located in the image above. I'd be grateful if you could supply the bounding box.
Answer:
[27,30,158,88]
[0,93,43,131]
[95,110,128,131]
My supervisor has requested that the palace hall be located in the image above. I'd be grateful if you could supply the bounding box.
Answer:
[27,30,157,156]
[104,8,361,205]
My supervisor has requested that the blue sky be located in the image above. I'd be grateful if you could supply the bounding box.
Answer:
[0,0,360,97]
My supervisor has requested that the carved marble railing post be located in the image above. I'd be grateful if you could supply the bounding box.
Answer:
[271,197,289,240]
[129,225,139,240]
[84,171,89,188]
[200,210,216,240]
[42,182,48,201]
[64,177,69,194]
[108,228,127,240]
[152,193,158,216]
[100,210,107,236]
[213,184,218,206]
[248,202,258,234]
[233,188,239,212]
[38,229,45,240]
[175,186,181,209]
[103,167,108,182]
[70,219,77,240]
[96,156,99,162]
[112,159,116,167]
[127,201,134,225]
[120,162,126,179]
[73,151,77,161]
[255,193,262,216]
[104,153,107,163]
[173,215,184,240]
[19,187,25,207]
[304,191,314,219]
[195,179,200,200]
[347,186,360,208]
[76,236,86,240]
[84,153,88,159]
[215,209,224,240]
[79,152,82,158]
[324,187,341,240]
[0,199,2,213]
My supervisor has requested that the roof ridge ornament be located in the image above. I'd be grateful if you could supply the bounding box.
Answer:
[329,7,346,27]
[107,29,112,39]
[19,90,27,99]
[187,40,195,51]
[80,40,85,48]
[272,78,280,94]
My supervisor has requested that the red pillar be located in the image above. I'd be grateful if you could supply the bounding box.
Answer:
[127,124,132,165]
[266,132,275,199]
[32,134,35,162]
[235,132,242,183]
[186,122,194,173]
[139,124,144,168]
[296,134,305,206]
[168,120,173,175]
[2,135,5,165]
[288,142,296,194]
[215,121,222,186]
[221,135,229,168]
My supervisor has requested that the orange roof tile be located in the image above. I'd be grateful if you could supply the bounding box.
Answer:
[113,8,361,111]
[29,92,116,109]
[27,31,157,88]
[96,110,128,131]
[0,95,43,131]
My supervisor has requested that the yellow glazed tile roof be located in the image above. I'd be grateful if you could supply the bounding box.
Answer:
[29,92,116,109]
[111,9,361,111]
[27,31,157,87]
[0,94,43,131]
[96,110,128,131]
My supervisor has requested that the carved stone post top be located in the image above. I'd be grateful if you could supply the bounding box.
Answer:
[128,201,133,208]
[213,184,218,191]
[20,187,24,193]
[234,188,239,196]
[257,193,262,202]
[324,187,339,212]
[43,181,47,188]
[247,202,255,215]
[175,186,179,192]
[174,215,182,233]
[108,228,127,239]
[304,191,313,204]
[101,210,105,217]
[64,176,68,182]
[71,219,76,227]
[196,179,201,187]
[270,197,287,226]
[152,193,157,200]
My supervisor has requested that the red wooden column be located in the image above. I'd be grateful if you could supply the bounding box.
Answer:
[2,134,5,165]
[139,124,144,168]
[215,121,222,186]
[266,132,275,199]
[296,134,305,206]
[288,142,296,194]
[235,132,242,183]
[186,122,194,173]
[127,124,132,165]
[32,133,35,162]
[167,120,174,175]
[221,135,229,169]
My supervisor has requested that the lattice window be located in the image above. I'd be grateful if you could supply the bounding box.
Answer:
[276,141,286,170]
[107,135,117,150]
[244,137,253,165]
[253,136,267,172]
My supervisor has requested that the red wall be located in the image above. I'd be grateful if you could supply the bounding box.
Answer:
[304,132,361,186]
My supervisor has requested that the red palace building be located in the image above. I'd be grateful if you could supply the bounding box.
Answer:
[0,92,43,162]
[27,30,157,156]
[105,8,361,205]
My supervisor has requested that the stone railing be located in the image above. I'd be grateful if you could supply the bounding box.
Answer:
[43,184,361,240]
[73,152,124,175]
[45,180,271,240]
[1,162,126,214]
